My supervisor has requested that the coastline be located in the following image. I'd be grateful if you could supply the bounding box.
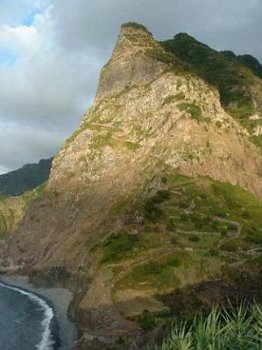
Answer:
[0,275,78,350]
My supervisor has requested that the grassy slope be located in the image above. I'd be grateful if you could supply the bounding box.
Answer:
[90,168,261,324]
[0,184,45,237]
[161,33,262,149]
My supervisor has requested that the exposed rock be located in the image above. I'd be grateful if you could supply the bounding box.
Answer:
[1,22,262,348]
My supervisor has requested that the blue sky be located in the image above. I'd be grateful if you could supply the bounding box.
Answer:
[0,48,18,66]
[0,0,51,62]
[21,10,38,26]
[0,0,262,174]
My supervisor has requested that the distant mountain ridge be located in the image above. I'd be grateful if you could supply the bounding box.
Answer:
[0,158,53,196]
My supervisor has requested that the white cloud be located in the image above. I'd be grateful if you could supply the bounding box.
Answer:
[0,2,101,172]
[0,120,66,171]
[0,24,39,58]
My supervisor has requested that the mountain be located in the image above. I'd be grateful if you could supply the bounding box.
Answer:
[0,185,44,239]
[0,158,53,196]
[237,54,262,78]
[0,158,51,239]
[161,33,262,147]
[1,23,262,349]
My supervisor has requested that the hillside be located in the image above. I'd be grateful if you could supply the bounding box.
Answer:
[0,158,53,196]
[161,34,262,149]
[1,23,262,349]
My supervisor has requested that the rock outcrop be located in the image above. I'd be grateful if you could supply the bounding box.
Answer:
[2,23,262,348]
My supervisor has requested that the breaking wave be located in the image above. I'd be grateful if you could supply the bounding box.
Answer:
[0,282,55,350]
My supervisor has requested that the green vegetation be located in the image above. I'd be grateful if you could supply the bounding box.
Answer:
[0,158,52,196]
[101,231,140,263]
[237,54,262,78]
[160,33,262,149]
[125,141,140,152]
[0,183,46,237]
[161,33,256,118]
[137,310,157,331]
[121,259,181,290]
[250,135,262,151]
[162,92,185,106]
[122,22,151,34]
[146,47,174,64]
[177,102,203,122]
[144,190,170,222]
[112,171,261,296]
[215,120,223,128]
[0,193,8,201]
[220,239,245,252]
[150,304,262,350]
[245,229,262,245]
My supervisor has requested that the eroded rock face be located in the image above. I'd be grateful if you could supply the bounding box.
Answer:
[3,23,262,342]
[97,24,169,98]
[0,193,39,236]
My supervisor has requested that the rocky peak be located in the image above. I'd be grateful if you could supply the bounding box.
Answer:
[3,24,262,346]
[96,23,172,98]
[111,22,155,60]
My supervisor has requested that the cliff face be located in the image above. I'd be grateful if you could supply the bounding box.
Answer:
[49,24,261,196]
[0,186,44,271]
[2,23,262,344]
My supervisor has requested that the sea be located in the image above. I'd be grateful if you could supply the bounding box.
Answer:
[0,282,59,350]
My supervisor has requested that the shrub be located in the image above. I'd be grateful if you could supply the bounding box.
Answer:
[188,235,200,242]
[144,191,170,223]
[242,210,251,219]
[245,230,262,244]
[178,201,189,209]
[227,223,236,231]
[207,249,220,257]
[166,219,176,232]
[144,199,164,222]
[101,232,139,262]
[215,120,223,128]
[180,213,189,222]
[220,239,240,252]
[122,22,151,33]
[137,311,156,331]
[194,222,203,229]
[221,229,228,237]
[178,102,203,122]
[166,256,182,267]
[161,34,256,121]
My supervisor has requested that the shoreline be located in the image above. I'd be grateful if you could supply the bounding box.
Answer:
[0,275,78,350]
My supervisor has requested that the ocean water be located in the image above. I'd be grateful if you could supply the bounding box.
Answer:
[0,283,58,350]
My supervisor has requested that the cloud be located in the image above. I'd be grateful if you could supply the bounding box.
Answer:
[0,121,66,170]
[0,0,262,173]
[51,0,262,61]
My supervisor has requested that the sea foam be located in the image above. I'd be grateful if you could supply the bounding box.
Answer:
[0,282,55,350]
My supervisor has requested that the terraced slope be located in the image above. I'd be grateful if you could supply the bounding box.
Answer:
[1,23,261,349]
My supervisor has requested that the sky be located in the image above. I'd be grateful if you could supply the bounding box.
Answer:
[0,0,262,174]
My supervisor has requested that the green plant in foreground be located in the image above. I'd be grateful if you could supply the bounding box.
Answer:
[149,304,262,350]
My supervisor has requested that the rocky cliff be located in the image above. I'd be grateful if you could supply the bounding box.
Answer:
[2,23,262,348]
